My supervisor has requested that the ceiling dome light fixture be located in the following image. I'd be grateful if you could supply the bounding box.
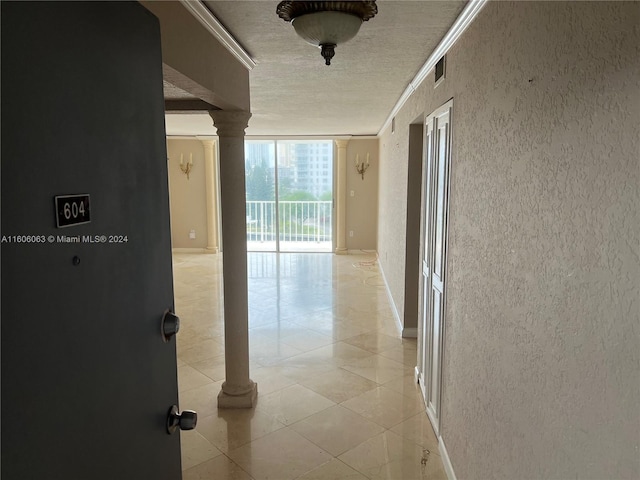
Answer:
[277,1,378,66]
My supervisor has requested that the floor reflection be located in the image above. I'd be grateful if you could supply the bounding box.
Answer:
[174,252,446,480]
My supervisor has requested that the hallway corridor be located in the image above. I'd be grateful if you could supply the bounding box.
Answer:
[173,252,446,480]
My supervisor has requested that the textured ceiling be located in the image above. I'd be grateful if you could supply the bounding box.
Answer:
[165,1,466,137]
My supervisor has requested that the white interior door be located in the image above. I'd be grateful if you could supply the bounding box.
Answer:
[419,100,453,435]
[418,118,434,406]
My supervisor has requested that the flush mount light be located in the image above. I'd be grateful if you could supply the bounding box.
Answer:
[277,1,377,66]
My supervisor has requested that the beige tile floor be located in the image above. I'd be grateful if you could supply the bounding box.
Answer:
[173,252,446,480]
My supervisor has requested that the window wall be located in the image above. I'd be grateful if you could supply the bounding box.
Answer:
[245,140,333,252]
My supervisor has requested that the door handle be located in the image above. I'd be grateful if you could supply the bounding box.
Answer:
[161,310,180,342]
[166,405,197,434]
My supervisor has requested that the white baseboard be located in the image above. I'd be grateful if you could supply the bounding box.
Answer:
[378,261,404,336]
[439,435,457,480]
[172,247,209,254]
[378,261,418,338]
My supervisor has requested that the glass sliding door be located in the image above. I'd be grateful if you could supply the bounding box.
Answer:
[245,139,333,253]
[277,140,333,252]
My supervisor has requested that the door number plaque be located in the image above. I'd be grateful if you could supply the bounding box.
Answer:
[55,194,91,228]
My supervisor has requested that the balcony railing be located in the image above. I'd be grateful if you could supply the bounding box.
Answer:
[246,200,332,246]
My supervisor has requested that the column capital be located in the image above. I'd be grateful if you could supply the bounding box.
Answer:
[335,139,350,149]
[209,110,252,137]
[200,138,216,148]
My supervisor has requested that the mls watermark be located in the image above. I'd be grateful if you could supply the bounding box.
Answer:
[1,234,129,244]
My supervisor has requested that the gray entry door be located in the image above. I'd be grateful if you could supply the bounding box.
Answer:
[1,3,182,479]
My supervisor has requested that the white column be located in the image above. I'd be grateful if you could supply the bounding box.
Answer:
[335,139,349,255]
[201,139,219,254]
[208,110,257,408]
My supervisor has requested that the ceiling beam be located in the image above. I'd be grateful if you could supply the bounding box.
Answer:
[180,0,256,70]
[165,99,219,112]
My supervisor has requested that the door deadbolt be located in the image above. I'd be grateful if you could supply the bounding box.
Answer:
[161,310,180,342]
[166,405,197,434]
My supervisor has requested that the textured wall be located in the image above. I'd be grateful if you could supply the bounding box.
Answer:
[378,127,406,321]
[346,139,379,251]
[378,98,432,330]
[377,1,640,477]
[167,139,209,249]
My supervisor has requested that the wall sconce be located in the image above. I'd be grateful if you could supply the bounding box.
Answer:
[179,153,193,180]
[355,153,370,180]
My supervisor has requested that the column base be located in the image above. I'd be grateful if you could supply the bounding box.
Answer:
[335,247,348,255]
[217,381,258,409]
[205,246,219,254]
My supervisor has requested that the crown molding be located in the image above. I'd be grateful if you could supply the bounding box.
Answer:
[180,0,256,71]
[377,0,487,136]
